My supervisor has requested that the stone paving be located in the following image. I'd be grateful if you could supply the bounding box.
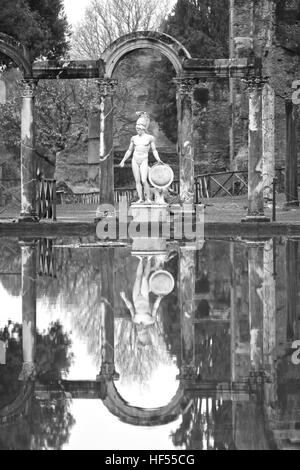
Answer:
[1,194,300,245]
[1,195,300,226]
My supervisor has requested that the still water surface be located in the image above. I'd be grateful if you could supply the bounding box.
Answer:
[0,237,299,450]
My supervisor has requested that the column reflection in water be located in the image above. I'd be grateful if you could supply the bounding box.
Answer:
[19,239,37,381]
[98,248,119,381]
[178,247,196,379]
[1,238,300,449]
[286,239,300,341]
[247,241,265,375]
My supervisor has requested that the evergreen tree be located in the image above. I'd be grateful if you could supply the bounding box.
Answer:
[154,0,230,143]
[163,0,229,59]
[0,0,70,61]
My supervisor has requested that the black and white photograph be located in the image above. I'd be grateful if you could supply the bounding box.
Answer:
[0,0,300,453]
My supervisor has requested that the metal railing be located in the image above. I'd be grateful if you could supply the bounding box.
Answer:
[37,238,57,277]
[0,166,296,220]
[37,179,57,221]
[194,168,287,202]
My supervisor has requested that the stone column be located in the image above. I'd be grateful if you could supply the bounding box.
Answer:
[262,82,275,201]
[263,239,276,369]
[97,79,117,208]
[88,110,101,181]
[285,100,299,206]
[262,239,277,407]
[247,241,265,374]
[18,79,39,222]
[175,78,197,205]
[0,78,6,104]
[286,240,299,341]
[231,243,251,382]
[97,248,119,381]
[19,240,37,381]
[177,247,197,381]
[242,78,270,222]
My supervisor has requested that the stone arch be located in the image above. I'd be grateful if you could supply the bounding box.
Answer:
[101,31,191,77]
[0,33,32,77]
[103,381,185,426]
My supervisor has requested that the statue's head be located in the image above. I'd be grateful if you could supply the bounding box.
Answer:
[136,112,150,135]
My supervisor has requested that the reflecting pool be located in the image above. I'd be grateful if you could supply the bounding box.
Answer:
[0,237,300,450]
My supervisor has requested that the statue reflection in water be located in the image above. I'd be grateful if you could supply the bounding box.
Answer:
[120,256,163,347]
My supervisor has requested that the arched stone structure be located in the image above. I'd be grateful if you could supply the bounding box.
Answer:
[0,34,39,221]
[103,381,185,426]
[0,33,31,77]
[101,31,191,78]
[95,31,195,207]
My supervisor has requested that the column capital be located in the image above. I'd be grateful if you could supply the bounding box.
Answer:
[97,362,120,381]
[174,77,198,96]
[18,362,37,382]
[18,78,38,98]
[96,78,118,96]
[243,76,267,92]
[177,365,200,382]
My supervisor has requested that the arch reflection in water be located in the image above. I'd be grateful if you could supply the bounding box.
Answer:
[0,238,300,449]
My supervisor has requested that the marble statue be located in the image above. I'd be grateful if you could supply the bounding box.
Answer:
[119,112,163,204]
[120,256,163,347]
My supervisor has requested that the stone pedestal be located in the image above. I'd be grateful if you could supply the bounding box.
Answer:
[130,203,168,223]
[132,237,167,255]
[129,203,168,253]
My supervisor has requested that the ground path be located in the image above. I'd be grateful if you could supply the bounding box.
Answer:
[1,196,300,238]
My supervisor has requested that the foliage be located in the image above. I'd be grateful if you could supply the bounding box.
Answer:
[0,78,99,172]
[171,398,235,450]
[0,0,70,62]
[163,0,229,59]
[71,0,173,59]
[0,320,75,450]
[152,0,230,142]
[112,49,177,147]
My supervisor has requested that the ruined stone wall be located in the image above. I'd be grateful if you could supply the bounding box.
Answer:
[193,80,230,174]
[230,0,300,169]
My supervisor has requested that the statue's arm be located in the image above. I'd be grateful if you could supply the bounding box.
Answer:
[120,292,135,319]
[150,136,162,163]
[152,296,163,318]
[120,138,134,167]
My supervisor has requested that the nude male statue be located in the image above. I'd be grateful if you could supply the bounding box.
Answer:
[119,112,162,204]
[120,256,163,347]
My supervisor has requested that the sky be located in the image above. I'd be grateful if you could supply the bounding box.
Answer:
[63,0,177,26]
[0,281,181,450]
[64,0,91,26]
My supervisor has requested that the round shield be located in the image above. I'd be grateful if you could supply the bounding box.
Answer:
[149,163,174,190]
[149,270,175,296]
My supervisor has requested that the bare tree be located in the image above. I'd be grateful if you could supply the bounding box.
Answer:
[71,0,174,59]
